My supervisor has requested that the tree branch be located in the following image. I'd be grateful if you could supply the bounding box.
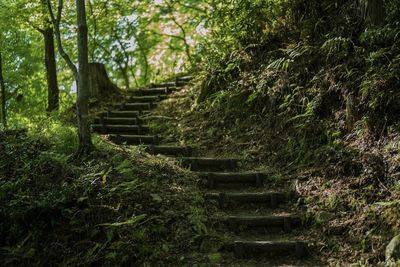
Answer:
[47,0,78,80]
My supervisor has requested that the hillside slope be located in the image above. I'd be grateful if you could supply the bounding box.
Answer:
[146,1,400,264]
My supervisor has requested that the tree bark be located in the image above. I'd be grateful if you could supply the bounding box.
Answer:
[88,63,119,98]
[76,0,93,156]
[0,51,6,128]
[42,27,60,112]
[360,0,385,26]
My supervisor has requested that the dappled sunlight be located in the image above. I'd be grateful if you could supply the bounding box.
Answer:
[1,0,400,265]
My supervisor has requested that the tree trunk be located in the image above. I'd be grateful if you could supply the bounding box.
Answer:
[88,63,119,98]
[0,51,6,128]
[43,27,60,112]
[360,0,385,26]
[122,65,130,90]
[76,0,92,156]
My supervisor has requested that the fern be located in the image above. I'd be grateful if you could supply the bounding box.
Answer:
[267,43,312,71]
[267,57,293,71]
[321,37,352,55]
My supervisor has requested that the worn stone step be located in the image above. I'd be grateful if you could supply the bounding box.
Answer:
[198,172,264,189]
[150,81,176,88]
[133,88,171,96]
[149,85,178,91]
[97,111,143,118]
[205,192,288,208]
[223,215,302,232]
[178,157,238,171]
[128,95,166,103]
[144,145,193,156]
[114,103,156,111]
[177,75,193,82]
[108,134,159,145]
[227,240,309,259]
[92,124,148,135]
[176,80,190,87]
[94,117,140,125]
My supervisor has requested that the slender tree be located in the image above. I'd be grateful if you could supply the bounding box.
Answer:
[40,0,60,112]
[0,51,6,128]
[0,1,60,113]
[47,0,92,155]
[47,0,78,80]
[360,0,386,26]
[41,25,60,112]
[76,0,93,155]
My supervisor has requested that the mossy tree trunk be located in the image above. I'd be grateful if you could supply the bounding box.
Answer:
[76,0,93,156]
[360,0,385,26]
[42,26,60,112]
[0,51,6,128]
[88,63,119,99]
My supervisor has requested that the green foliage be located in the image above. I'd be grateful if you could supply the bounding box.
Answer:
[0,130,206,265]
[1,0,206,128]
[194,0,400,168]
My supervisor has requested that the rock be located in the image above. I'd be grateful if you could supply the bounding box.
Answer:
[208,253,223,264]
[386,235,400,262]
[316,211,336,224]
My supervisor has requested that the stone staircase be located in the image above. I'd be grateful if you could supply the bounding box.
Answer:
[92,76,313,265]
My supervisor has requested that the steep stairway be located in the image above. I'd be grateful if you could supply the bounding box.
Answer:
[92,76,315,266]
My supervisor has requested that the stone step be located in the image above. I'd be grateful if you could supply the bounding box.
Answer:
[114,103,156,111]
[94,117,140,125]
[227,240,309,259]
[223,215,302,233]
[176,80,190,87]
[97,111,143,118]
[108,134,159,145]
[197,172,264,189]
[144,145,193,156]
[205,192,288,208]
[177,75,193,82]
[92,124,148,135]
[150,81,176,88]
[128,95,166,103]
[133,88,171,96]
[178,157,238,171]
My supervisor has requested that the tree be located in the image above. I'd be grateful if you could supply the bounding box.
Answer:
[1,1,61,116]
[47,0,93,155]
[5,0,61,112]
[41,25,60,112]
[360,0,386,26]
[36,0,61,112]
[0,51,6,128]
[76,0,93,156]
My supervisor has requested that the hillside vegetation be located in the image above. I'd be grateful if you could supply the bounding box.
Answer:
[148,0,400,264]
[1,0,400,265]
[0,127,206,266]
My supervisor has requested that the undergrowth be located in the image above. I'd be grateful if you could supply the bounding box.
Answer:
[147,0,400,265]
[0,125,207,266]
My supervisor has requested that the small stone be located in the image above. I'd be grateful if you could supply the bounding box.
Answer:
[208,253,223,264]
[316,211,336,224]
[386,235,400,262]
